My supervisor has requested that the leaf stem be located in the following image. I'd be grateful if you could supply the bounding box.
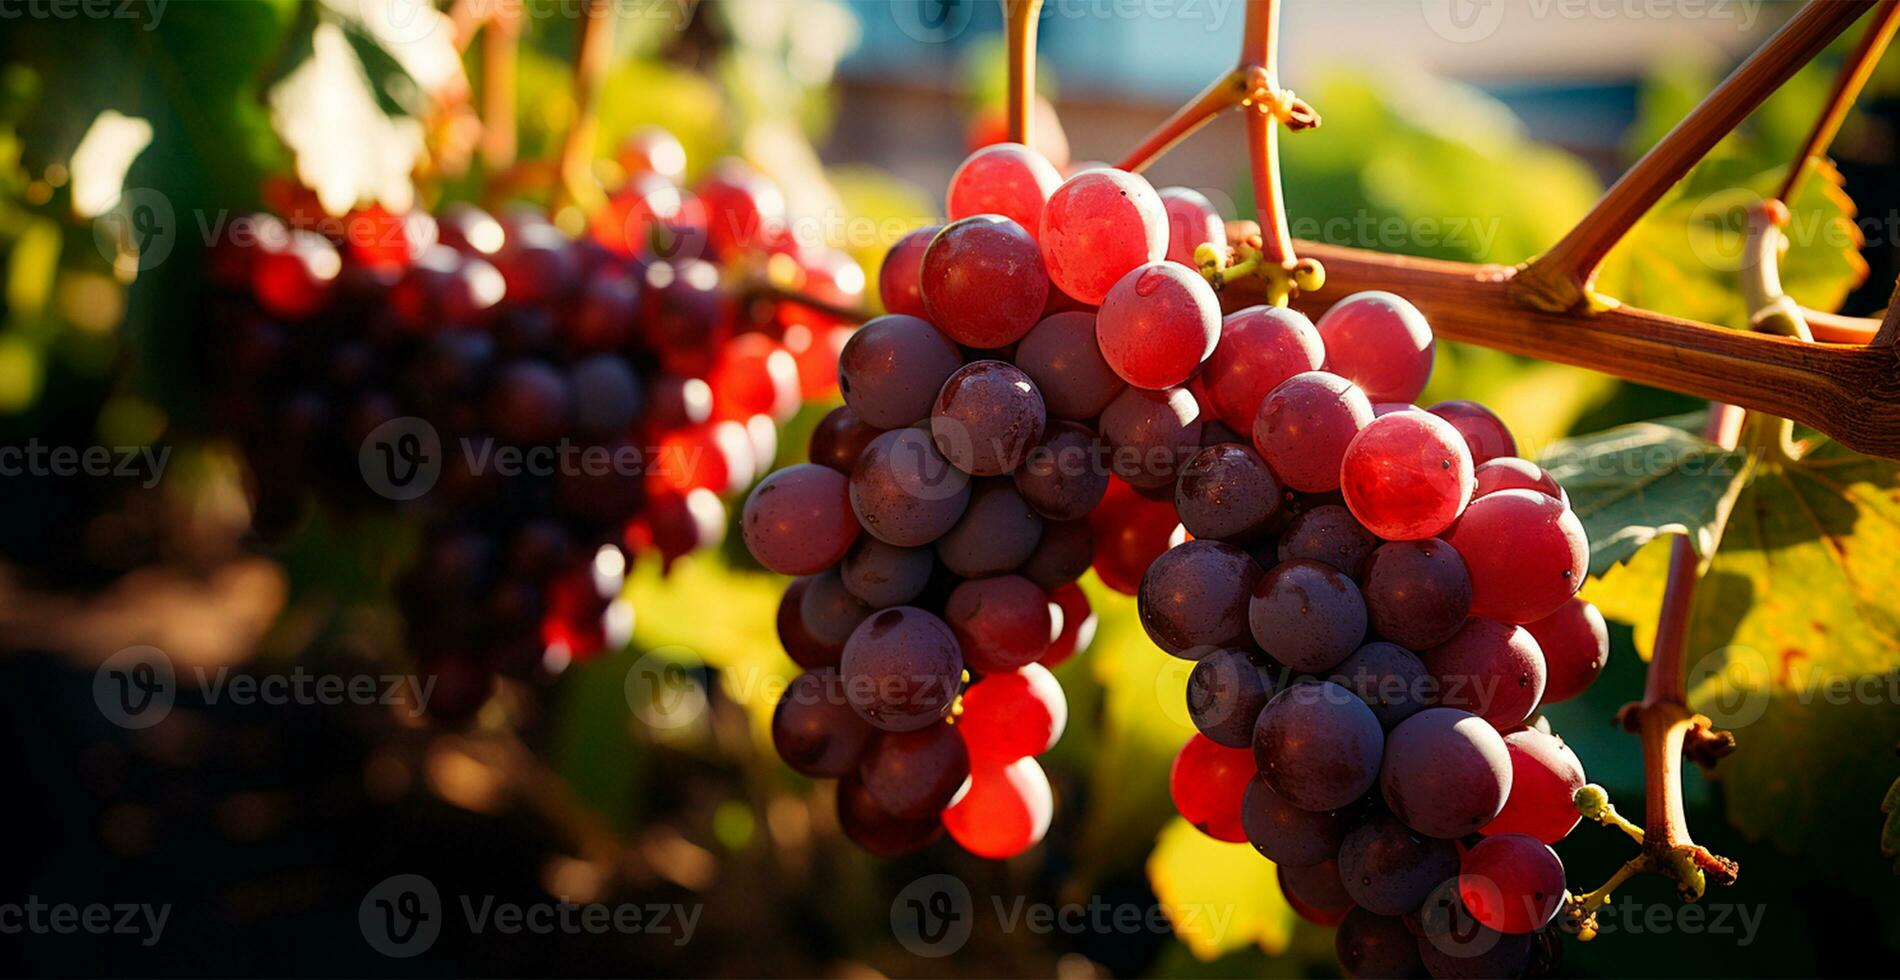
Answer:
[1241,0,1295,269]
[1003,0,1045,146]
[1778,0,1900,204]
[1116,68,1251,173]
[1514,0,1875,312]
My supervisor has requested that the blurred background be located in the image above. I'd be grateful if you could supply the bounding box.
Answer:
[2,0,1898,976]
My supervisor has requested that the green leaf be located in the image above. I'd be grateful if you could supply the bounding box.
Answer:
[1588,436,1900,872]
[1539,412,1750,576]
[1146,818,1295,961]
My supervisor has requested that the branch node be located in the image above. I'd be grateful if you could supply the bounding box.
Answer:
[1683,714,1738,768]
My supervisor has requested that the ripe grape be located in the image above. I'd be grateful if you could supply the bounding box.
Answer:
[1279,860,1352,926]
[921,216,1050,348]
[944,574,1056,673]
[1139,539,1261,657]
[1336,908,1426,980]
[808,406,883,474]
[1044,583,1096,668]
[1013,311,1127,420]
[1038,168,1168,304]
[849,427,973,547]
[943,756,1054,858]
[1444,489,1588,624]
[640,259,731,375]
[617,125,687,181]
[839,314,965,428]
[877,224,939,319]
[1339,813,1461,915]
[1341,409,1475,540]
[647,375,713,429]
[778,577,841,670]
[1427,618,1546,731]
[1359,538,1473,651]
[840,606,965,732]
[837,773,944,857]
[1415,878,1536,979]
[1380,708,1512,838]
[1101,386,1203,490]
[957,662,1067,762]
[488,359,573,444]
[936,480,1043,578]
[1020,518,1094,590]
[1248,559,1368,672]
[1278,504,1379,577]
[1330,642,1433,729]
[1316,291,1435,404]
[1240,774,1351,867]
[1253,680,1385,811]
[1482,728,1587,843]
[1524,597,1609,705]
[946,142,1062,240]
[1174,443,1282,543]
[1096,261,1222,390]
[1089,478,1178,594]
[931,359,1046,476]
[860,722,972,820]
[1458,834,1565,934]
[1158,186,1224,269]
[569,354,645,433]
[1429,400,1516,464]
[840,538,935,608]
[741,464,860,576]
[1253,371,1373,493]
[799,567,875,647]
[1187,648,1280,747]
[772,669,874,777]
[1202,305,1325,431]
[1170,733,1253,842]
[1473,456,1566,504]
[1013,421,1110,522]
[696,160,786,259]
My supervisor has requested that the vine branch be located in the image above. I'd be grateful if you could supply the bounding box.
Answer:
[1003,0,1045,146]
[1515,0,1876,313]
[1779,0,1900,204]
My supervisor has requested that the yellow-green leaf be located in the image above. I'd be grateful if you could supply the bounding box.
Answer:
[1146,817,1295,961]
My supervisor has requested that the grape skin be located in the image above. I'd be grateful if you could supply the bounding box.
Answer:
[944,574,1056,673]
[1253,680,1385,811]
[1279,859,1352,925]
[1523,597,1609,705]
[1174,443,1282,543]
[1241,773,1352,867]
[1202,305,1326,432]
[1248,559,1368,673]
[1472,456,1567,504]
[1253,371,1374,493]
[1359,538,1473,651]
[1330,641,1433,730]
[772,668,874,777]
[741,463,860,575]
[837,772,944,857]
[838,314,964,428]
[859,722,971,821]
[1101,386,1205,490]
[1013,311,1127,420]
[921,215,1050,348]
[1019,517,1094,590]
[1380,708,1512,839]
[849,427,973,547]
[1414,878,1536,979]
[798,567,874,647]
[1043,583,1096,668]
[1444,489,1588,624]
[957,662,1067,762]
[1315,290,1435,404]
[931,359,1047,476]
[935,480,1043,578]
[777,576,841,669]
[1139,540,1262,658]
[1481,728,1587,843]
[1096,261,1223,390]
[1013,421,1110,522]
[1338,813,1461,915]
[808,405,884,474]
[839,606,965,732]
[1426,617,1547,731]
[840,537,935,608]
[1187,648,1281,747]
[1278,503,1379,578]
[1340,409,1475,541]
[1038,168,1168,304]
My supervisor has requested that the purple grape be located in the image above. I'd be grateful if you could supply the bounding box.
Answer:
[1426,618,1546,731]
[859,722,971,820]
[935,480,1043,578]
[840,606,965,732]
[1101,385,1203,490]
[849,427,972,547]
[838,314,965,428]
[1138,540,1261,658]
[1380,708,1512,839]
[1336,908,1426,980]
[1013,421,1110,521]
[1188,648,1281,747]
[1253,680,1385,812]
[1013,311,1126,420]
[1278,504,1379,578]
[1330,641,1433,729]
[840,537,935,608]
[799,567,874,647]
[1248,559,1368,672]
[1174,443,1282,543]
[1241,773,1352,867]
[742,463,861,576]
[772,668,874,777]
[1360,538,1473,651]
[809,405,884,474]
[1019,518,1093,590]
[1338,813,1460,915]
[931,359,1046,476]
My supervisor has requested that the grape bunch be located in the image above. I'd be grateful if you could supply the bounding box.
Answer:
[746,142,1264,857]
[203,128,862,720]
[1146,291,1608,977]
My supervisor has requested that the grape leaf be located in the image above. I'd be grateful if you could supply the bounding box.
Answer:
[1146,818,1295,961]
[1883,775,1900,873]
[1538,412,1750,576]
[1587,435,1900,869]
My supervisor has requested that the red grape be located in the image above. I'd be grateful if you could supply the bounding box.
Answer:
[1278,504,1379,578]
[1427,618,1546,731]
[943,756,1053,858]
[1014,421,1110,522]
[1329,641,1432,730]
[860,722,971,820]
[840,606,965,732]
[1170,733,1253,842]
[1339,813,1461,915]
[1038,168,1167,304]
[740,464,858,575]
[1096,262,1222,390]
[1013,311,1127,420]
[696,160,786,259]
[708,333,800,422]
[1158,186,1224,269]
[1175,443,1281,543]
[1458,834,1565,934]
[808,406,883,474]
[1429,399,1517,464]
[957,662,1067,762]
[1020,517,1094,589]
[946,142,1062,240]
[921,215,1049,348]
[935,480,1043,578]
[1444,489,1588,624]
[773,668,874,777]
[778,576,842,669]
[1380,707,1512,838]
[877,224,939,318]
[1280,860,1352,925]
[1253,371,1373,493]
[931,360,1046,476]
[1202,305,1325,432]
[1524,597,1609,705]
[1089,478,1178,595]
[849,427,973,547]
[1043,582,1096,668]
[1188,648,1280,748]
[1101,386,1203,490]
[1341,409,1475,540]
[1473,456,1566,504]
[837,773,943,856]
[1482,727,1586,843]
[799,567,874,648]
[838,314,965,428]
[944,574,1056,673]
[1336,908,1425,980]
[1316,290,1435,403]
[1241,773,1351,867]
[840,537,935,608]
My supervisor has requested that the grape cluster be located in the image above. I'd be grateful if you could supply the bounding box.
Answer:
[204,128,862,720]
[1147,292,1609,977]
[747,141,1255,857]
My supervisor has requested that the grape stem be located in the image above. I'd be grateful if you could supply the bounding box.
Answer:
[552,0,614,216]
[1241,0,1298,274]
[1003,0,1045,147]
[1514,0,1876,313]
[748,281,872,325]
[1777,0,1900,204]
